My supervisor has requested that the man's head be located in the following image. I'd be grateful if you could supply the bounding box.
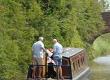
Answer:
[39,37,44,41]
[53,39,58,44]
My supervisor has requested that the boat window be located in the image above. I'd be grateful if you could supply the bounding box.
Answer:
[78,59,80,68]
[73,61,78,74]
[72,51,88,75]
[73,62,75,70]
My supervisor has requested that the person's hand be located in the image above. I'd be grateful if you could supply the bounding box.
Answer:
[46,49,53,57]
[49,48,53,52]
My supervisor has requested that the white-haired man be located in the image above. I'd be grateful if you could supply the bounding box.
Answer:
[32,37,46,79]
[52,39,64,80]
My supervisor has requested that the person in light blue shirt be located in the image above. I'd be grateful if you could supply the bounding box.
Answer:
[53,40,63,58]
[53,39,64,80]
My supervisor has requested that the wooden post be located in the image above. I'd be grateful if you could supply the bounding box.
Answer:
[45,53,48,80]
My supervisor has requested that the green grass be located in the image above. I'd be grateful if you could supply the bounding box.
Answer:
[93,33,110,57]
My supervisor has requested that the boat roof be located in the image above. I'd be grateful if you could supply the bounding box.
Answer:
[62,48,84,58]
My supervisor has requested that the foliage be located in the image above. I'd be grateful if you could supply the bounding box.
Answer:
[93,33,110,57]
[0,0,105,79]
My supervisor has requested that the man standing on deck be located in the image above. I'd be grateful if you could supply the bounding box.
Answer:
[32,37,46,79]
[52,39,64,80]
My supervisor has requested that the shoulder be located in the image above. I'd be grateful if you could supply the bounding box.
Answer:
[54,43,57,47]
[60,43,63,47]
[33,41,37,44]
[32,42,37,48]
[57,42,62,46]
[39,41,44,47]
[33,41,38,45]
[36,41,43,45]
[54,43,60,48]
[58,43,63,48]
[39,41,44,45]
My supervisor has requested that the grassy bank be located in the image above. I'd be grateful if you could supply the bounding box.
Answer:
[92,33,110,57]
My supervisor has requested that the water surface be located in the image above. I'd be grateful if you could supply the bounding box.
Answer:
[90,55,110,80]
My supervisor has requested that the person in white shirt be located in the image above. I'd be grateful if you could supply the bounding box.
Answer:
[32,37,46,79]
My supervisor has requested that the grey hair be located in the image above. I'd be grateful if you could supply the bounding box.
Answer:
[53,39,58,42]
[39,37,44,41]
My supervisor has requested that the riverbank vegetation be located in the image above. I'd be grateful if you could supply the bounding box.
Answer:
[93,33,110,57]
[0,0,106,80]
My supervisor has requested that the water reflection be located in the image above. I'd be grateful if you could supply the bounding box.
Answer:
[94,56,110,65]
[90,55,110,80]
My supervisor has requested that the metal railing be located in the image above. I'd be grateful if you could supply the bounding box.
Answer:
[27,64,71,80]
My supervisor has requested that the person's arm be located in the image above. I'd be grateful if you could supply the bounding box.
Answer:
[49,48,53,53]
[53,45,57,54]
[42,47,47,53]
[41,43,47,53]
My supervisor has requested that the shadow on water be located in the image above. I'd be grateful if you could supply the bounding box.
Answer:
[90,55,110,80]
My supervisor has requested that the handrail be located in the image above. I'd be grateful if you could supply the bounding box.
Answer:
[29,64,71,67]
[28,64,72,80]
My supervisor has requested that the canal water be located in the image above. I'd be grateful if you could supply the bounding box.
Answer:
[90,55,110,80]
[90,33,110,80]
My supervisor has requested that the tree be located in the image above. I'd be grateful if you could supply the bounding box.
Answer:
[0,0,105,79]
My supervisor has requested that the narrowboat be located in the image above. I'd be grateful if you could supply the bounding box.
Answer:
[27,48,90,80]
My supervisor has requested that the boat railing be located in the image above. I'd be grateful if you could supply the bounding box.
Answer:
[27,64,72,80]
